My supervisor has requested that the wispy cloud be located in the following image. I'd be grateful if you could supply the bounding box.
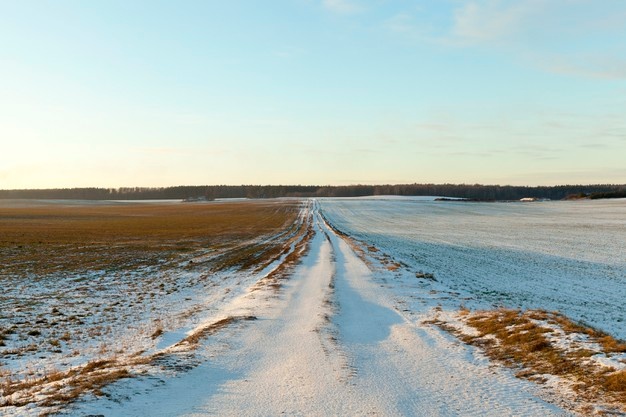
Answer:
[322,0,361,14]
[508,144,563,160]
[133,147,226,156]
[496,167,626,185]
[449,0,543,45]
[383,1,626,79]
[455,1,626,79]
[580,143,611,150]
[382,1,541,45]
[384,12,421,36]
[535,53,626,80]
[447,150,495,158]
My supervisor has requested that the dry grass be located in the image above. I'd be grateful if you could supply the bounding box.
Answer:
[151,327,164,340]
[433,308,626,414]
[175,315,257,348]
[252,214,315,292]
[415,271,436,280]
[318,213,407,275]
[604,370,626,393]
[0,355,150,409]
[0,201,299,276]
[0,201,300,373]
[0,200,304,413]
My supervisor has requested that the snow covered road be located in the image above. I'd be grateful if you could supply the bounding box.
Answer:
[71,204,571,416]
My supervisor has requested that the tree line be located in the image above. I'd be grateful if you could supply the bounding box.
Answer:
[0,184,624,201]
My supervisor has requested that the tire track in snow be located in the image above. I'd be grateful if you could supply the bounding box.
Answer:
[316,227,359,384]
[319,207,573,417]
[68,201,574,416]
[193,206,572,416]
[190,206,390,416]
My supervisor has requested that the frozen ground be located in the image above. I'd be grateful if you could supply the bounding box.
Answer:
[0,200,308,414]
[65,202,570,417]
[5,197,624,415]
[319,197,626,339]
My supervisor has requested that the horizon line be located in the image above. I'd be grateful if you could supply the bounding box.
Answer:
[2,182,626,191]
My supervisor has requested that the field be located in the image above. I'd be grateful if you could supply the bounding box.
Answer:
[0,200,305,412]
[2,197,626,416]
[319,197,626,339]
[0,200,298,275]
[319,196,626,414]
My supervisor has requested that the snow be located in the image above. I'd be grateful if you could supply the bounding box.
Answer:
[8,196,621,415]
[65,202,569,416]
[319,197,626,339]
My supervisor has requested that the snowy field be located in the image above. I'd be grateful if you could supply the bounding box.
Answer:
[319,197,626,340]
[68,202,567,417]
[3,197,625,415]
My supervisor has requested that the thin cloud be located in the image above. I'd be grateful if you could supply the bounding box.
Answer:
[497,167,626,185]
[133,147,226,156]
[383,1,626,79]
[354,148,377,154]
[536,53,626,80]
[322,0,361,14]
[384,12,420,36]
[450,0,540,45]
[580,143,611,150]
[447,150,495,158]
[413,123,449,132]
[510,144,561,152]
[451,1,626,79]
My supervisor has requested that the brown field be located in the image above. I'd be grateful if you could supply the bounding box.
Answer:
[0,200,300,276]
[0,199,306,412]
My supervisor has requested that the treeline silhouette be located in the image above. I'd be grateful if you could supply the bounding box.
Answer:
[1,184,624,201]
[588,190,626,200]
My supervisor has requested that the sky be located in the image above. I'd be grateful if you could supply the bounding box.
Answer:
[1,0,625,188]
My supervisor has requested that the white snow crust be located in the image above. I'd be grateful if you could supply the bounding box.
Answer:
[319,197,626,339]
[62,201,571,417]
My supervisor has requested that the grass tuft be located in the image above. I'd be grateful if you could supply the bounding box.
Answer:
[0,200,302,412]
[435,308,626,414]
[603,370,626,394]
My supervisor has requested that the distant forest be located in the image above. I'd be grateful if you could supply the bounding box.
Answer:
[1,184,625,201]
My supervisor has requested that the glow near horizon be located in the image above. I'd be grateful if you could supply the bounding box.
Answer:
[1,0,625,189]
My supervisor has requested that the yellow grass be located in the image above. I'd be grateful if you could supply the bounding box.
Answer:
[0,200,305,412]
[1,356,141,409]
[0,201,299,276]
[175,315,257,348]
[437,308,626,414]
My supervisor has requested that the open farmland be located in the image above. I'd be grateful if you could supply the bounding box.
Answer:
[319,197,626,339]
[0,200,299,276]
[318,196,626,414]
[0,199,306,412]
[2,197,626,416]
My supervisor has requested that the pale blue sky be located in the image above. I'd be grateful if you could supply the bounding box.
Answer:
[1,0,625,188]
